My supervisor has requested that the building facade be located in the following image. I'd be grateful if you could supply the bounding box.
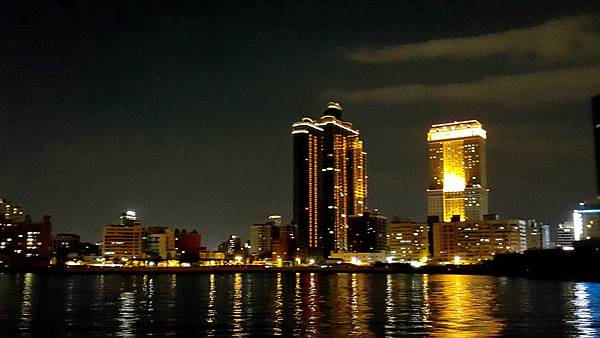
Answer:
[217,234,242,258]
[0,198,25,223]
[525,220,551,250]
[249,223,273,257]
[144,227,176,260]
[432,218,526,263]
[174,229,202,257]
[573,201,600,242]
[0,215,52,265]
[556,221,575,248]
[347,210,387,253]
[271,223,297,261]
[102,211,144,260]
[292,102,367,259]
[387,220,429,263]
[427,120,488,222]
[52,233,81,260]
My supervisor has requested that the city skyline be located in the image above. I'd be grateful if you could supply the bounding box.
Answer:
[2,2,600,248]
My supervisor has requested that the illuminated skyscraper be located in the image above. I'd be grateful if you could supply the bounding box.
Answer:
[292,102,367,259]
[427,120,488,222]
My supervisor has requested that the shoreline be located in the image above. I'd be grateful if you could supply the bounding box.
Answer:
[1,264,597,282]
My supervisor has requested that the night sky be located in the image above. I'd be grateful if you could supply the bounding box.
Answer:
[2,1,600,248]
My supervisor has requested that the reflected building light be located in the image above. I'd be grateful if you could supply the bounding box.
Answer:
[350,273,360,334]
[572,284,595,337]
[20,273,33,330]
[294,272,302,332]
[422,274,430,325]
[385,274,396,333]
[232,273,244,334]
[207,273,216,334]
[65,276,75,326]
[118,289,136,336]
[273,273,283,335]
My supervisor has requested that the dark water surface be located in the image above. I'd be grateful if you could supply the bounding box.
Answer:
[0,273,598,337]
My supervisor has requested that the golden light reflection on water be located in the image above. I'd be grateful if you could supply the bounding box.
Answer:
[350,273,360,333]
[232,273,244,334]
[19,273,33,329]
[422,274,431,325]
[385,273,396,334]
[207,274,216,325]
[293,272,302,335]
[4,273,597,336]
[303,272,320,335]
[427,275,504,337]
[273,273,283,335]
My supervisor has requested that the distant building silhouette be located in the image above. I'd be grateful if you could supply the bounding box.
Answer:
[52,233,80,261]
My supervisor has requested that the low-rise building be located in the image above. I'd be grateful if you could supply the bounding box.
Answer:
[144,227,176,260]
[387,219,428,263]
[0,215,52,264]
[432,218,526,264]
[556,221,575,248]
[217,234,242,258]
[52,233,81,260]
[174,229,202,257]
[525,220,551,250]
[102,211,144,260]
[347,210,387,253]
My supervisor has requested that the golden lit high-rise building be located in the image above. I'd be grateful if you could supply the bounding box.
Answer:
[427,120,488,222]
[292,102,367,259]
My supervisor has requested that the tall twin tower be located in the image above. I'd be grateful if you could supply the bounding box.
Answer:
[293,103,489,259]
[292,102,367,259]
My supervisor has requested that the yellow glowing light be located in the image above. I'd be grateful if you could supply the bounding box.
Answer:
[234,255,243,262]
[443,172,466,192]
[428,120,487,141]
[327,101,343,110]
